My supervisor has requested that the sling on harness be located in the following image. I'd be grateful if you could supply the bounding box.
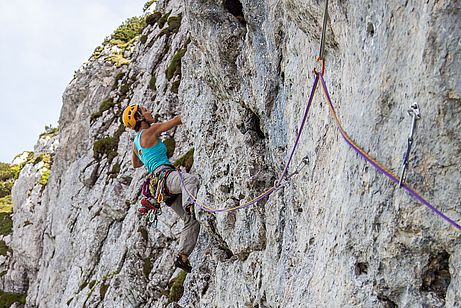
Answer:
[138,165,177,227]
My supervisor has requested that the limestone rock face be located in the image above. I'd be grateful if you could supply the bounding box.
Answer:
[2,0,460,307]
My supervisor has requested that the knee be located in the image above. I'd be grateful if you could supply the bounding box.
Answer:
[185,174,199,187]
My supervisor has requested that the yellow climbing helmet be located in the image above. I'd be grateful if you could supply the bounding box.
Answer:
[122,104,139,129]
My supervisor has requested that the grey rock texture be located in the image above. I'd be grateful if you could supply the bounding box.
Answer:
[2,0,460,307]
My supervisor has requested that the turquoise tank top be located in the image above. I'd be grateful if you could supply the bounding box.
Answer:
[134,130,172,173]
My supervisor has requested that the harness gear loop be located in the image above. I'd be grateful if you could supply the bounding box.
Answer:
[399,102,421,186]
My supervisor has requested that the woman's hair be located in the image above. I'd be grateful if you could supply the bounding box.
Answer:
[133,110,143,131]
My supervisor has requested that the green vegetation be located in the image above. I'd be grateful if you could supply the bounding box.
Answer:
[0,155,39,237]
[88,280,97,290]
[39,169,51,186]
[99,283,109,300]
[166,271,187,305]
[119,81,131,97]
[39,125,59,139]
[33,153,53,188]
[93,125,125,164]
[138,226,148,241]
[171,80,180,94]
[79,281,89,292]
[112,72,126,90]
[140,34,148,44]
[0,201,13,236]
[11,152,34,176]
[93,137,119,163]
[146,11,162,26]
[166,48,187,81]
[80,270,121,307]
[173,148,194,172]
[90,98,117,122]
[0,195,12,208]
[107,16,146,44]
[66,297,74,306]
[90,16,148,65]
[143,0,156,12]
[157,12,171,28]
[149,75,157,91]
[0,240,10,256]
[33,153,51,166]
[0,163,16,198]
[163,138,176,158]
[92,46,104,59]
[106,54,130,67]
[0,290,26,307]
[159,15,182,37]
[108,162,121,178]
[143,258,153,278]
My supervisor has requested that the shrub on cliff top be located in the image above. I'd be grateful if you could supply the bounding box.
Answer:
[107,16,146,43]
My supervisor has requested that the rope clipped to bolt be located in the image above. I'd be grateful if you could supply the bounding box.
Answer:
[178,0,461,231]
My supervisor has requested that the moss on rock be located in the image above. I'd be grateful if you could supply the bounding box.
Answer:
[149,75,157,91]
[93,125,125,165]
[100,283,109,300]
[171,80,181,94]
[157,12,171,28]
[159,15,182,37]
[143,258,153,278]
[173,148,194,172]
[39,125,59,139]
[163,137,176,158]
[0,212,12,237]
[0,290,26,307]
[146,11,162,26]
[167,271,187,305]
[138,226,148,241]
[108,162,121,178]
[0,240,10,256]
[166,48,187,81]
[91,98,117,122]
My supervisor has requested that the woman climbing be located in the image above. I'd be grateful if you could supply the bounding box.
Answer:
[122,104,200,273]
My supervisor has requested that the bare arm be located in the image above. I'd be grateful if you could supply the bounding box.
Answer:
[152,115,182,135]
[132,145,143,168]
[143,115,182,141]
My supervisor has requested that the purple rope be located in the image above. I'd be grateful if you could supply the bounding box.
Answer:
[318,73,461,231]
[178,169,275,213]
[276,74,320,186]
[179,74,320,213]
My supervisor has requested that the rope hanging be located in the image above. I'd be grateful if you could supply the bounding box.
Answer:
[177,0,460,231]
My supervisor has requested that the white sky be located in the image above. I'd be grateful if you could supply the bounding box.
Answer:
[0,0,147,163]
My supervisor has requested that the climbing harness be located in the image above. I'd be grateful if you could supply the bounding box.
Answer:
[138,165,177,227]
[399,103,421,186]
[176,0,460,231]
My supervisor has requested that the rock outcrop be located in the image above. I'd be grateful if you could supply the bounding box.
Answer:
[2,0,460,307]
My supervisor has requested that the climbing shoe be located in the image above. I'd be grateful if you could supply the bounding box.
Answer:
[174,255,192,273]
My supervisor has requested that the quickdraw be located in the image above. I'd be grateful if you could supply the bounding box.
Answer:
[176,0,460,231]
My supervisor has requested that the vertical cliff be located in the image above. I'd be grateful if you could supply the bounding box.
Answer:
[2,0,460,307]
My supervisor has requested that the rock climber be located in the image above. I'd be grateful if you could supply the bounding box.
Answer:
[122,104,200,273]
